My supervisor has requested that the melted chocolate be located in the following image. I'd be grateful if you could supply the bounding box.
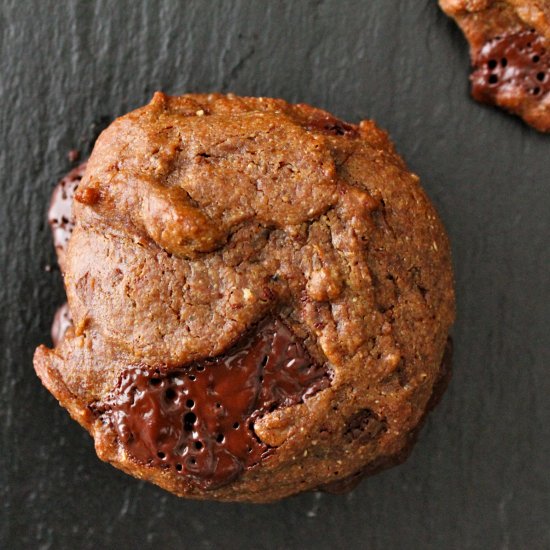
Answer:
[48,161,87,255]
[104,319,330,490]
[472,29,550,102]
[51,303,73,346]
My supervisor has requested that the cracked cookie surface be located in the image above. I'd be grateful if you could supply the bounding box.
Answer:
[34,93,454,502]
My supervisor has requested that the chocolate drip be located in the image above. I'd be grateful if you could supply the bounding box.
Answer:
[103,319,330,490]
[48,162,87,256]
[472,29,550,102]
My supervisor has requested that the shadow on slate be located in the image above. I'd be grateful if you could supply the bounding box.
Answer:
[0,1,549,549]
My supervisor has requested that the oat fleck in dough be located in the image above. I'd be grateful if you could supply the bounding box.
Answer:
[440,0,550,131]
[34,93,455,502]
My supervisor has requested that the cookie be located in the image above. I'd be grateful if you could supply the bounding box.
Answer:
[34,93,455,502]
[440,0,550,131]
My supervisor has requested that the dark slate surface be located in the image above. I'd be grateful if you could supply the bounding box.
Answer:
[1,1,549,548]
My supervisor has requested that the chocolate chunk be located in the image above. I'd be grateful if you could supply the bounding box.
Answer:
[48,162,87,255]
[102,319,330,490]
[305,113,359,137]
[344,408,387,443]
[472,29,550,103]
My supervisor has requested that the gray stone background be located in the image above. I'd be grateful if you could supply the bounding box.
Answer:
[1,1,548,548]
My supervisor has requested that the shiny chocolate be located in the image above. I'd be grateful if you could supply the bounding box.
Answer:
[472,29,550,102]
[104,319,330,490]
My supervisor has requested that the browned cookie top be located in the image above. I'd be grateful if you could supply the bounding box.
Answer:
[440,0,550,131]
[34,93,454,502]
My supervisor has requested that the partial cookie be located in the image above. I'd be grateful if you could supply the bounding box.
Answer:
[440,0,550,131]
[35,93,455,502]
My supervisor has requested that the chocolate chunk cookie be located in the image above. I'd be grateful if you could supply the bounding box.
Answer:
[440,0,550,131]
[34,93,455,502]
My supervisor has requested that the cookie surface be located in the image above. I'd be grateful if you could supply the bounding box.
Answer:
[440,0,550,131]
[34,93,455,502]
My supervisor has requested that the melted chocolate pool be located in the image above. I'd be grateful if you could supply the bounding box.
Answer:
[104,319,330,490]
[48,161,87,255]
[472,29,550,102]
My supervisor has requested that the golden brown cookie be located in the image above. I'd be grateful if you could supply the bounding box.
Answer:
[440,0,550,131]
[35,93,455,502]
